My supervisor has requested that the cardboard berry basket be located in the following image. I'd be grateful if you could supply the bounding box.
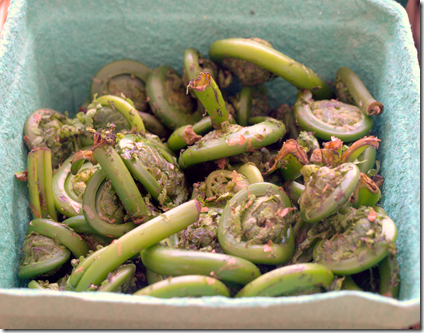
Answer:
[0,0,419,329]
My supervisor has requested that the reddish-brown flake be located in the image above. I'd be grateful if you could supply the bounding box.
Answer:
[226,134,246,146]
[183,125,202,145]
[367,207,377,222]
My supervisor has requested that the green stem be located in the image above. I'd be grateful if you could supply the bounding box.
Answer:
[335,66,384,116]
[236,86,253,127]
[183,48,219,82]
[236,85,269,126]
[67,246,108,290]
[28,280,47,290]
[356,146,377,174]
[167,117,213,151]
[61,215,104,236]
[27,149,43,219]
[42,149,57,220]
[97,263,136,293]
[341,276,363,291]
[92,143,151,224]
[235,263,334,297]
[178,119,286,169]
[340,136,380,164]
[146,268,166,285]
[378,255,400,298]
[209,38,332,100]
[188,72,229,129]
[236,163,264,184]
[75,200,201,291]
[247,116,270,125]
[133,275,230,298]
[351,173,381,208]
[291,217,308,246]
[184,47,204,82]
[141,244,261,285]
[284,180,305,204]
[27,147,58,220]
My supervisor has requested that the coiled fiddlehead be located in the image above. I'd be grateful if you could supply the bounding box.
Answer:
[176,206,223,252]
[18,232,71,280]
[26,218,89,259]
[18,218,93,281]
[204,170,250,204]
[74,94,147,149]
[146,65,202,130]
[24,108,86,169]
[297,131,320,158]
[294,90,373,142]
[116,134,189,208]
[52,150,99,218]
[179,163,264,259]
[90,59,152,113]
[82,169,138,238]
[218,182,295,265]
[313,206,398,275]
[28,276,69,291]
[298,162,360,223]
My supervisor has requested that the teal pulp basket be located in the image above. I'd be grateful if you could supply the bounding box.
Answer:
[0,0,420,329]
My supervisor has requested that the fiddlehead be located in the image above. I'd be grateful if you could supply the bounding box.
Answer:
[218,182,295,265]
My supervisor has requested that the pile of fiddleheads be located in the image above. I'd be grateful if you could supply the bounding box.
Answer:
[15,37,399,299]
